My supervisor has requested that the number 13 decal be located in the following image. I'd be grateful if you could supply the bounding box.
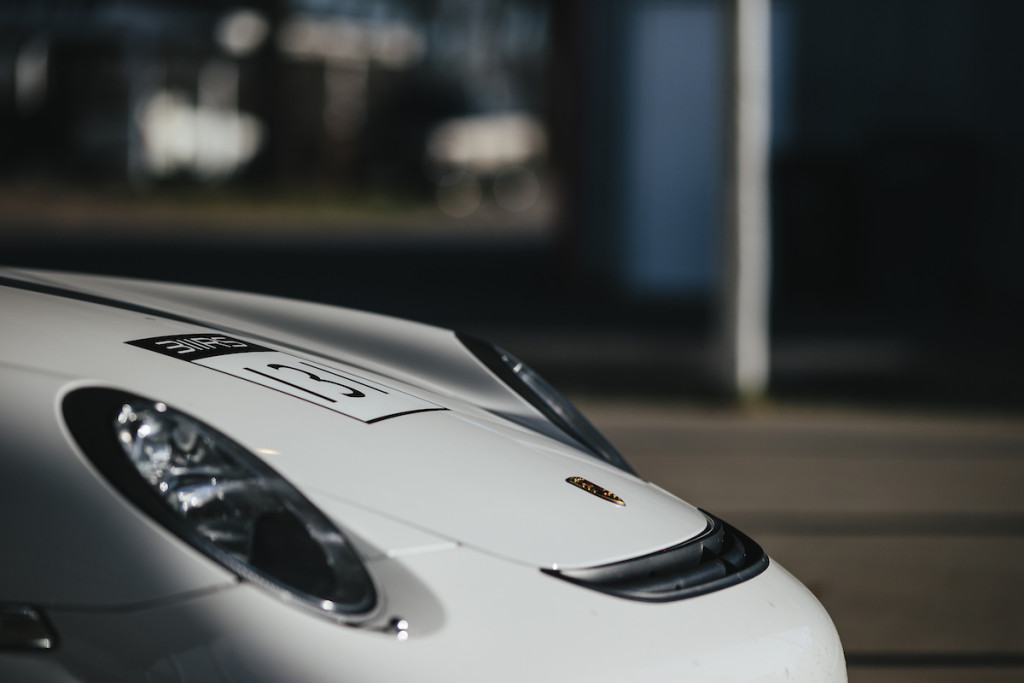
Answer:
[245,361,377,402]
[129,333,444,423]
[200,350,441,422]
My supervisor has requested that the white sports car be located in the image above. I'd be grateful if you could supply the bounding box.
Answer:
[0,268,846,682]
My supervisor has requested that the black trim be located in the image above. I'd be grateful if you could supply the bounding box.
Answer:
[457,333,637,475]
[542,512,769,602]
[364,408,447,424]
[0,274,205,325]
[457,333,570,432]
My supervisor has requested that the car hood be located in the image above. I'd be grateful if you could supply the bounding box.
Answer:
[0,268,709,570]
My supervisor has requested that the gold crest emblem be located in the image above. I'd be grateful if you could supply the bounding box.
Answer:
[566,476,625,506]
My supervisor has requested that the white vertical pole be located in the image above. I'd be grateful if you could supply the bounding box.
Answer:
[720,0,772,400]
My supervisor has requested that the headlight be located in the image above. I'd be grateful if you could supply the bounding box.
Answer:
[458,335,636,475]
[63,388,377,620]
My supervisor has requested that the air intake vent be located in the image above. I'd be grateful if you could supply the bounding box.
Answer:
[542,513,769,602]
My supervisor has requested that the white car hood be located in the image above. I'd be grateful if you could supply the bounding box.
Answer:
[0,268,709,570]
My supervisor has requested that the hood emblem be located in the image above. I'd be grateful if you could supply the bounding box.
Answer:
[566,476,625,506]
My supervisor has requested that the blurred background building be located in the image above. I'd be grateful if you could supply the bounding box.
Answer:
[3,0,1022,407]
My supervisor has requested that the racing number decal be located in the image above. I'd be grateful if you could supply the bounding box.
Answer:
[127,334,444,423]
[244,362,370,401]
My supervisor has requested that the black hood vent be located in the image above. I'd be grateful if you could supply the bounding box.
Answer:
[542,513,769,602]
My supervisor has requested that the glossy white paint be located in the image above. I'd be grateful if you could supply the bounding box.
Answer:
[10,268,605,447]
[0,268,847,681]
[39,553,845,683]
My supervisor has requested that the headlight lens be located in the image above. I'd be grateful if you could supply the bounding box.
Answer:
[458,335,636,475]
[64,388,377,618]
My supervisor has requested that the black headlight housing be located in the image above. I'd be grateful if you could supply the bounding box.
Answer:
[63,388,377,620]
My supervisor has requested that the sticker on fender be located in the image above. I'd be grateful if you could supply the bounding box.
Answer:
[127,333,444,423]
